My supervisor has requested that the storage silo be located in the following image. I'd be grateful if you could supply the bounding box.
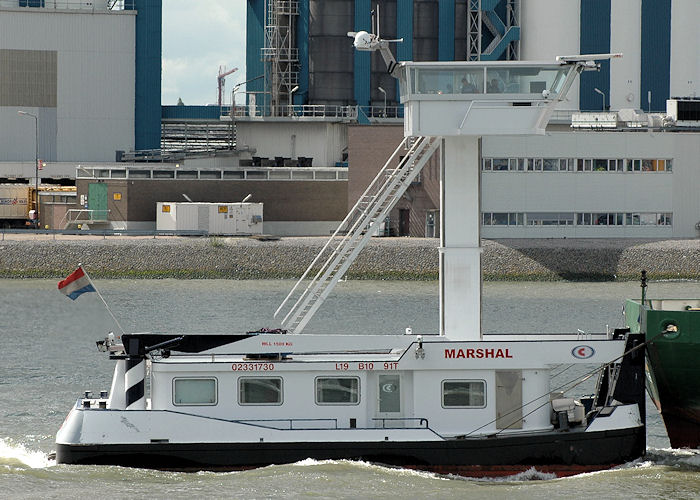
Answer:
[454,0,468,60]
[309,0,354,105]
[413,0,439,62]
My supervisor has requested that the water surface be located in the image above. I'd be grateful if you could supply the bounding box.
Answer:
[2,279,699,499]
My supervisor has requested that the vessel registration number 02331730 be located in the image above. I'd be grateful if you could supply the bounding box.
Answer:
[229,362,400,372]
[231,363,275,371]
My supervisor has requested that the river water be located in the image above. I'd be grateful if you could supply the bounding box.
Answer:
[2,279,700,499]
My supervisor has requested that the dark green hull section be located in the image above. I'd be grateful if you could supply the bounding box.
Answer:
[626,299,700,448]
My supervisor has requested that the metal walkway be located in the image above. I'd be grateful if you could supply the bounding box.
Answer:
[275,136,440,333]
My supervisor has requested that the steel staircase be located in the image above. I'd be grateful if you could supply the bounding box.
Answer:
[275,135,440,333]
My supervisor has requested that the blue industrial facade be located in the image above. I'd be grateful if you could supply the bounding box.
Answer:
[161,105,221,120]
[246,0,266,109]
[125,0,162,151]
[354,0,372,111]
[239,1,680,117]
[479,0,519,61]
[245,1,520,115]
[245,0,308,107]
[396,0,414,63]
[640,0,671,112]
[396,0,413,101]
[579,0,610,111]
[295,0,310,105]
[438,0,455,61]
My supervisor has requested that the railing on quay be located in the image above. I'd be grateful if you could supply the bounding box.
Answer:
[59,209,111,230]
[0,1,126,11]
[222,104,404,123]
[75,165,349,181]
[357,105,405,120]
[224,104,357,120]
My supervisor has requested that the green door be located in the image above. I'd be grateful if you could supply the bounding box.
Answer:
[88,183,108,221]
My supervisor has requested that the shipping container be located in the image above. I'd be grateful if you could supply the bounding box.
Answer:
[0,184,32,228]
[156,202,264,235]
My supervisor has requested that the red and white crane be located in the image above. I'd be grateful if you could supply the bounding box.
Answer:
[217,65,238,106]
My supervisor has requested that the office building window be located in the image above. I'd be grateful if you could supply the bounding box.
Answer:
[483,157,672,174]
[484,212,673,228]
[483,213,524,226]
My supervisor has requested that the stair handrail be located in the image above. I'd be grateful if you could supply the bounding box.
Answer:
[59,209,111,229]
[274,136,415,320]
[277,136,438,331]
[287,137,439,332]
[339,137,425,238]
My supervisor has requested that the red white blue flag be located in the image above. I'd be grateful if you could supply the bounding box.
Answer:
[57,266,96,300]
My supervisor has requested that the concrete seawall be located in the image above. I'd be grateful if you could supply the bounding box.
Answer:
[0,235,698,281]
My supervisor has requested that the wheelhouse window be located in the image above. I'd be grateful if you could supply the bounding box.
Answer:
[442,380,486,408]
[173,377,217,406]
[315,377,360,405]
[239,377,283,405]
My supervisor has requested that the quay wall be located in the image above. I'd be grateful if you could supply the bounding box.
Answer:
[0,235,698,281]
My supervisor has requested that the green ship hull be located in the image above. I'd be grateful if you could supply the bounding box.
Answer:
[626,298,700,448]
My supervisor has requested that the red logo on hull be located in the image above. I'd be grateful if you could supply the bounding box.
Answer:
[571,345,595,359]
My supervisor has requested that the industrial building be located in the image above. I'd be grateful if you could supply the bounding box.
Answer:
[245,0,697,114]
[71,162,347,234]
[0,1,161,165]
[0,1,698,237]
[242,0,699,238]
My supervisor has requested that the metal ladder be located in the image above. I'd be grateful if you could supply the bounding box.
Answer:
[275,135,440,333]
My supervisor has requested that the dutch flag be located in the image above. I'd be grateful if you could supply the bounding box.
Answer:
[57,266,96,300]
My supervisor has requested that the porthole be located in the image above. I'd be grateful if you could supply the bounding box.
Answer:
[660,320,680,339]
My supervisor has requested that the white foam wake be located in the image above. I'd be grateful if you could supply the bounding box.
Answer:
[0,437,53,469]
[289,458,446,480]
[643,447,700,468]
[461,466,557,483]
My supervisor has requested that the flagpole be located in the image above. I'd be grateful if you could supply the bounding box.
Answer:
[79,264,126,335]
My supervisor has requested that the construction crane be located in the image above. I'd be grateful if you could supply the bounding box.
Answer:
[217,65,238,106]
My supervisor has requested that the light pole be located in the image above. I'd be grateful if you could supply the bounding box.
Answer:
[289,85,299,116]
[18,110,39,228]
[378,86,387,117]
[593,87,605,111]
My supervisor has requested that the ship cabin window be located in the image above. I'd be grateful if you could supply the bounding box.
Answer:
[172,377,217,406]
[441,380,486,408]
[315,377,360,405]
[238,377,283,405]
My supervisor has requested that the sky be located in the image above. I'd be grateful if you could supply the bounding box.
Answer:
[162,0,247,106]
